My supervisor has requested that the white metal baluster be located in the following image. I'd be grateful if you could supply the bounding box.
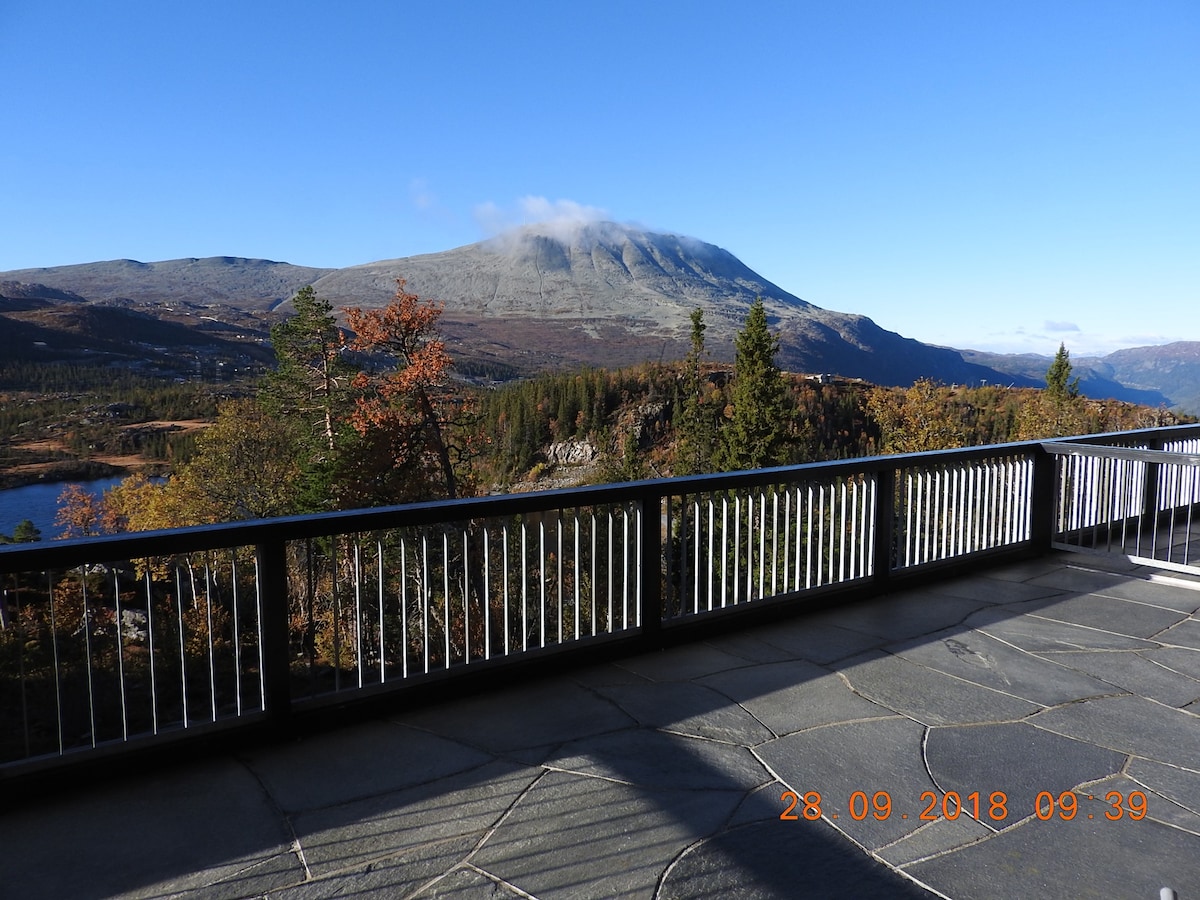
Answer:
[442,530,451,667]
[113,569,128,741]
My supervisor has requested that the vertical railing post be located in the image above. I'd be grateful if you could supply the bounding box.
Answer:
[256,536,293,732]
[1030,445,1058,551]
[1141,435,1164,529]
[873,467,895,588]
[639,491,663,648]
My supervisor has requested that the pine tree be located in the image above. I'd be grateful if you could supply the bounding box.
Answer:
[261,285,355,510]
[718,298,792,471]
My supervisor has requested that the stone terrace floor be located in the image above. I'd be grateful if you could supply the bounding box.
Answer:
[3,551,1200,899]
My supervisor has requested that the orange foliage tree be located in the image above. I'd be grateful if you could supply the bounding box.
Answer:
[344,279,476,502]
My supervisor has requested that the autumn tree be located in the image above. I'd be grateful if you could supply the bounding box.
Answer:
[718,298,792,471]
[344,279,474,502]
[866,378,966,453]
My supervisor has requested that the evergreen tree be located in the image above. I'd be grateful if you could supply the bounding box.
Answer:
[261,285,355,510]
[1045,342,1081,401]
[674,308,720,475]
[718,298,792,471]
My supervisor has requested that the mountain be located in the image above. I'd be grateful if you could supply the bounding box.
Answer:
[0,257,331,311]
[7,225,1198,413]
[306,223,1029,386]
[963,344,1200,414]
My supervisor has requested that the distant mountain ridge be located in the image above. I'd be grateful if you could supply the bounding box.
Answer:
[2,224,1196,413]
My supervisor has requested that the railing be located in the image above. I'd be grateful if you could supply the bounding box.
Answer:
[1045,433,1200,574]
[3,424,1198,780]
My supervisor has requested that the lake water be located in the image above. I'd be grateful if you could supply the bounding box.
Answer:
[0,477,130,541]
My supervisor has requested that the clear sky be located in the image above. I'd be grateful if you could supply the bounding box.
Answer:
[2,1,1196,358]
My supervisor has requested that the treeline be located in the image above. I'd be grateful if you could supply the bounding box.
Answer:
[29,287,1193,540]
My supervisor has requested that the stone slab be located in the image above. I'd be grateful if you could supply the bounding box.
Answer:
[1001,592,1187,638]
[1157,616,1200,649]
[290,759,540,877]
[616,641,759,681]
[1035,648,1200,707]
[925,573,1067,606]
[591,680,775,744]
[242,720,494,813]
[840,651,1041,726]
[469,769,742,899]
[1126,757,1200,822]
[966,607,1160,651]
[885,627,1114,706]
[394,678,634,753]
[698,659,894,737]
[735,618,890,665]
[0,758,298,899]
[272,835,480,899]
[875,814,992,867]
[907,797,1200,899]
[803,592,985,642]
[545,727,770,791]
[1030,694,1200,770]
[923,722,1126,824]
[659,818,937,899]
[757,717,937,850]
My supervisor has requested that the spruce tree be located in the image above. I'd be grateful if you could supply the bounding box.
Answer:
[674,308,720,475]
[718,298,791,471]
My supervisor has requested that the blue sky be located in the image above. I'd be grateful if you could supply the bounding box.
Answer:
[2,0,1196,358]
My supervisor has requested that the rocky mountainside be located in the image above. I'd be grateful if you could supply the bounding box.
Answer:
[0,257,330,311]
[3,224,1197,412]
[307,223,1026,386]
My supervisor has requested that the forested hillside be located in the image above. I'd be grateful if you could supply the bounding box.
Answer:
[5,284,1190,540]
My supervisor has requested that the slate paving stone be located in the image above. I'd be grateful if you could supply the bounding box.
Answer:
[874,814,992,867]
[757,717,937,850]
[839,651,1042,726]
[270,835,480,899]
[802,592,984,641]
[1001,592,1187,638]
[1157,616,1200,649]
[615,641,758,681]
[289,760,540,877]
[242,720,494,812]
[1082,773,1200,834]
[408,866,529,898]
[0,758,299,900]
[1141,645,1200,680]
[697,659,894,736]
[1099,580,1200,613]
[393,678,635,753]
[966,606,1160,651]
[923,722,1126,823]
[1035,648,1200,707]
[736,618,889,664]
[705,629,804,664]
[925,573,1067,606]
[469,770,742,899]
[1029,694,1200,770]
[658,819,938,899]
[589,680,775,744]
[885,627,1114,705]
[905,798,1200,899]
[1126,757,1200,821]
[545,727,770,791]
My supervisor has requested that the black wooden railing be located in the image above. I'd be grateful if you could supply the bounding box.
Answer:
[3,424,1198,782]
